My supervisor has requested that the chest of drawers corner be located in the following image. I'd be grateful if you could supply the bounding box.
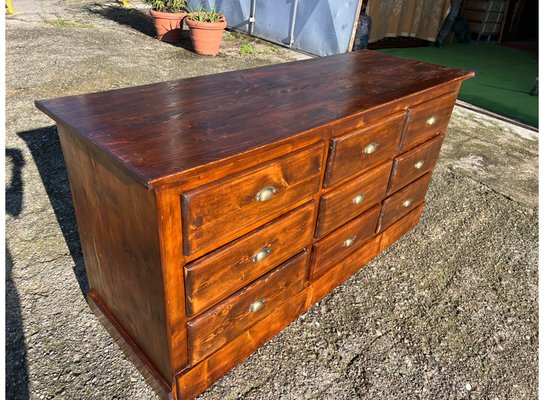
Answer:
[35,51,473,400]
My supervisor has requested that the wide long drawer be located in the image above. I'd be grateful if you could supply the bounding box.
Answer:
[187,251,309,365]
[181,143,323,256]
[184,203,314,317]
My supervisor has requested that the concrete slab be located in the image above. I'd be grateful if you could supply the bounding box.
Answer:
[6,1,538,399]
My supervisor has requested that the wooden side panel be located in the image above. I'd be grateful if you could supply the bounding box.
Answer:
[316,161,392,238]
[323,111,405,187]
[187,252,308,365]
[56,124,171,379]
[177,290,308,400]
[185,203,315,317]
[380,204,425,251]
[388,134,444,195]
[306,235,382,307]
[182,143,323,257]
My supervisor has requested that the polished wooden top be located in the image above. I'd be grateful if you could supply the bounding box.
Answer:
[35,50,473,188]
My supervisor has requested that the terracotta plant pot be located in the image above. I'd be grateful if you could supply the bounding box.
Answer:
[185,16,227,56]
[149,8,187,43]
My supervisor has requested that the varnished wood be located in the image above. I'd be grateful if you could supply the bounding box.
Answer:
[187,252,308,365]
[388,134,444,195]
[181,143,323,256]
[185,203,314,317]
[35,51,473,400]
[310,205,381,279]
[380,203,425,252]
[323,112,405,187]
[316,161,392,238]
[400,89,457,152]
[35,51,473,189]
[378,173,433,232]
[56,124,171,379]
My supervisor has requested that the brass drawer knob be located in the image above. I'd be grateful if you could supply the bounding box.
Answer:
[252,247,271,263]
[402,198,413,208]
[248,298,265,313]
[342,236,356,248]
[352,193,365,205]
[363,142,378,155]
[255,186,277,202]
[426,115,437,126]
[414,160,425,170]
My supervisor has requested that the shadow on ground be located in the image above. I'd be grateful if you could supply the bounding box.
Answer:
[6,148,30,400]
[86,3,195,51]
[18,127,88,294]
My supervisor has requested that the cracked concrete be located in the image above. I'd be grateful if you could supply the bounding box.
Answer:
[6,1,538,399]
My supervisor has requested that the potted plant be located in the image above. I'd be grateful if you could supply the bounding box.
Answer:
[185,5,227,56]
[144,0,188,43]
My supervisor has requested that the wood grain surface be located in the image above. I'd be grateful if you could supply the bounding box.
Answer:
[35,51,473,188]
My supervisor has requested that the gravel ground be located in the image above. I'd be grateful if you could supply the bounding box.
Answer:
[6,1,538,399]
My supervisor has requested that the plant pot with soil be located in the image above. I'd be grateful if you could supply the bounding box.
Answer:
[145,0,188,43]
[185,6,227,56]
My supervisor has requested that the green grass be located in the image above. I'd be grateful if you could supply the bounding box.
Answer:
[379,43,538,127]
[44,18,94,29]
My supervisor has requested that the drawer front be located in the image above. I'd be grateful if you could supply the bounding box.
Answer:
[316,161,392,238]
[187,251,308,364]
[378,173,432,232]
[380,203,425,252]
[323,112,405,187]
[185,203,315,317]
[401,93,455,151]
[311,205,380,279]
[388,134,444,194]
[182,143,323,256]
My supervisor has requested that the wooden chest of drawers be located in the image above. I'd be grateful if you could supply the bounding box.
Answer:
[35,51,472,399]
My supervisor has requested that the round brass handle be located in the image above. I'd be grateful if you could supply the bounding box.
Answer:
[248,298,265,313]
[255,186,277,202]
[252,247,271,263]
[414,160,425,170]
[426,115,437,126]
[363,142,378,155]
[342,236,356,248]
[352,194,365,205]
[402,198,413,208]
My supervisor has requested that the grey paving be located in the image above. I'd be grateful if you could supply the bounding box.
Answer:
[6,1,538,399]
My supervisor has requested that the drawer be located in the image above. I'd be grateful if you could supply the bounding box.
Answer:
[378,173,432,232]
[310,204,380,279]
[181,143,323,256]
[316,161,392,238]
[380,203,425,252]
[323,112,405,187]
[401,93,455,151]
[388,134,444,194]
[187,251,308,364]
[185,203,314,317]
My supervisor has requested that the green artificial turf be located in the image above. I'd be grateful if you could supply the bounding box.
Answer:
[379,43,538,127]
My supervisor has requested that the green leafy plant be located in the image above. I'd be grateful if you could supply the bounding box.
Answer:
[143,0,187,13]
[239,43,256,55]
[187,4,224,22]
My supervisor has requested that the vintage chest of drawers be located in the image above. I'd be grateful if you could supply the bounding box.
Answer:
[35,51,473,399]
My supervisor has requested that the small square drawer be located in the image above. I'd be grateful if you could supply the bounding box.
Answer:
[401,92,456,151]
[310,204,380,279]
[187,251,308,365]
[181,143,323,256]
[185,203,314,317]
[316,161,392,238]
[378,173,432,232]
[323,112,405,187]
[388,134,444,195]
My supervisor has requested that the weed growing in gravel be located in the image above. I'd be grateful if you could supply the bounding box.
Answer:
[44,18,94,29]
